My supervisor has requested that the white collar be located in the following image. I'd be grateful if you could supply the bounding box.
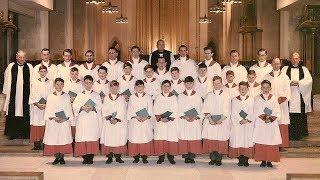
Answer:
[157,68,166,75]
[180,56,187,61]
[263,93,270,99]
[162,92,170,97]
[214,89,221,94]
[273,70,280,76]
[42,60,49,67]
[205,58,213,66]
[186,89,193,96]
[146,77,154,83]
[64,61,71,66]
[109,59,117,65]
[198,76,207,83]
[230,62,238,67]
[98,78,107,83]
[258,61,267,67]
[240,94,248,100]
[132,57,140,63]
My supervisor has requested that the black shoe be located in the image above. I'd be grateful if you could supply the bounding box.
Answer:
[215,161,222,166]
[208,160,216,165]
[189,158,195,164]
[237,156,244,166]
[142,156,148,164]
[82,155,88,164]
[243,157,249,167]
[133,157,140,163]
[52,158,60,165]
[115,157,124,163]
[279,147,287,152]
[157,155,165,164]
[59,157,66,165]
[266,162,273,168]
[184,158,190,163]
[260,161,267,167]
[32,141,41,150]
[168,156,176,164]
[105,157,113,164]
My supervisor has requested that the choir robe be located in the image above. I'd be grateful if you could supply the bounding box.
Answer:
[100,94,127,155]
[3,62,33,139]
[253,94,282,162]
[249,61,273,83]
[154,69,171,83]
[78,62,100,81]
[223,83,239,99]
[128,58,148,80]
[264,70,291,147]
[202,58,222,80]
[202,90,231,155]
[93,78,109,101]
[56,61,78,81]
[43,91,74,156]
[170,79,184,95]
[143,77,161,100]
[117,75,136,95]
[281,65,312,140]
[32,61,58,82]
[170,57,197,80]
[101,59,124,81]
[72,90,103,156]
[194,76,213,99]
[177,90,203,154]
[127,92,154,156]
[248,81,261,98]
[64,79,83,96]
[29,77,52,142]
[153,93,179,155]
[229,95,255,158]
[221,63,248,84]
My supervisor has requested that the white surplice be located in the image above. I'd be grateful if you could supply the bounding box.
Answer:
[221,63,248,84]
[101,59,124,81]
[249,61,273,83]
[56,61,78,81]
[170,57,197,80]
[78,62,100,81]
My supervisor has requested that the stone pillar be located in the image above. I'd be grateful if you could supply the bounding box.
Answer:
[65,0,73,49]
[39,11,49,49]
[221,3,232,63]
[279,11,289,60]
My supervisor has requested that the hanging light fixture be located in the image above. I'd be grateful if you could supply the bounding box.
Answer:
[115,0,128,24]
[101,0,118,14]
[85,0,106,5]
[209,0,226,14]
[233,0,242,4]
[199,1,211,24]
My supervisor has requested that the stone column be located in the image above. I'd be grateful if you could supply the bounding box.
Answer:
[39,11,49,49]
[65,0,73,49]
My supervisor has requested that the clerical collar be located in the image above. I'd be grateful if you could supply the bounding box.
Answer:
[258,61,267,67]
[180,56,187,61]
[17,62,24,66]
[157,68,166,75]
[132,57,140,63]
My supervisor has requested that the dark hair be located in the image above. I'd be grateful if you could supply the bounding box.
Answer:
[70,67,79,72]
[85,50,94,56]
[198,62,207,69]
[62,49,72,56]
[261,80,271,86]
[123,62,132,69]
[54,77,64,84]
[226,70,235,76]
[257,48,267,55]
[41,48,50,53]
[184,76,194,83]
[161,80,171,86]
[178,45,188,51]
[38,65,48,71]
[203,46,213,53]
[239,81,249,88]
[110,80,119,87]
[170,67,180,73]
[83,75,94,82]
[157,57,166,61]
[131,45,141,52]
[144,64,153,71]
[135,80,144,86]
[98,66,108,73]
[108,47,118,52]
[157,39,165,45]
[212,76,222,83]
[230,49,239,55]
[248,69,256,75]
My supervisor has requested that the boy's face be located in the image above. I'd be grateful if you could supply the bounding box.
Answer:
[156,58,167,70]
[204,49,212,60]
[144,68,154,78]
[98,69,107,79]
[39,69,48,78]
[179,47,188,57]
[261,83,271,94]
[161,83,171,94]
[247,74,256,83]
[108,49,118,60]
[83,79,93,91]
[171,70,180,80]
[54,81,64,92]
[110,85,119,94]
[70,70,79,80]
[123,66,132,75]
[63,52,72,62]
[239,85,249,96]
[135,84,145,93]
[184,81,194,90]
[226,74,235,83]
[198,68,207,77]
[213,79,222,90]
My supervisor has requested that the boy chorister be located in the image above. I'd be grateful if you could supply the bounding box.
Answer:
[223,70,239,99]
[29,65,52,150]
[93,66,109,102]
[117,62,136,102]
[177,76,203,163]
[127,80,154,163]
[101,47,124,81]
[154,57,171,83]
[253,80,282,168]
[128,46,148,80]
[57,49,78,81]
[247,70,261,98]
[64,67,83,102]
[195,63,213,100]
[170,67,184,95]
[153,80,179,164]
[72,75,103,164]
[143,64,161,99]
[229,81,255,167]
[101,80,127,164]
[202,76,231,166]
[43,78,74,165]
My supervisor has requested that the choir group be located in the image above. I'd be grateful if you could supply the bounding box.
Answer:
[3,40,313,168]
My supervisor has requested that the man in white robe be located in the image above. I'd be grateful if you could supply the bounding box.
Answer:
[201,46,222,79]
[32,48,57,82]
[101,47,124,81]
[221,50,248,84]
[56,49,78,81]
[249,48,273,83]
[78,50,100,81]
[129,46,148,80]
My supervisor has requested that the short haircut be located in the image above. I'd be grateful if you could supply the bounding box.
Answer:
[85,50,94,56]
[98,66,108,73]
[212,76,222,83]
[144,64,153,71]
[198,62,207,69]
[131,45,141,52]
[178,45,188,51]
[135,80,144,86]
[230,49,239,55]
[157,39,164,45]
[38,65,48,71]
[108,47,117,52]
[226,70,235,76]
[62,49,72,56]
[70,67,79,72]
[54,77,64,84]
[157,57,166,61]
[110,80,119,87]
[161,80,171,86]
[184,76,194,83]
[203,46,213,53]
[248,69,256,75]
[239,81,249,88]
[41,48,50,53]
[123,62,132,69]
[261,79,271,86]
[83,75,94,82]
[170,67,180,73]
[257,48,267,55]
